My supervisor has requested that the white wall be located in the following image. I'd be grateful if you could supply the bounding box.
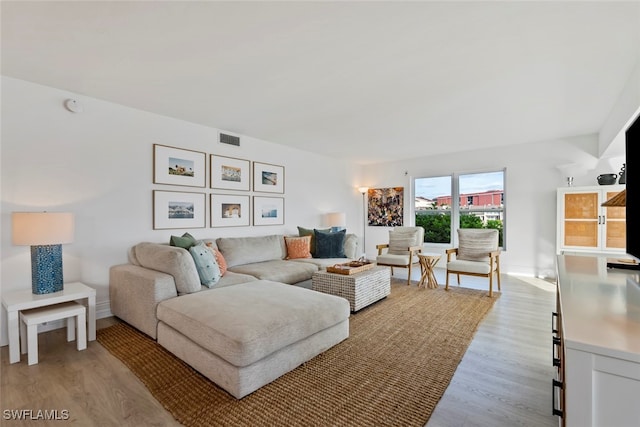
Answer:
[359,135,625,278]
[0,77,362,345]
[599,61,640,156]
[2,76,634,348]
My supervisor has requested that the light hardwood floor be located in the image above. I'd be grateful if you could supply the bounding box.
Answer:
[425,270,557,427]
[1,270,558,427]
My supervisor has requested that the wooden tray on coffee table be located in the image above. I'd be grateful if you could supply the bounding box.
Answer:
[326,261,375,275]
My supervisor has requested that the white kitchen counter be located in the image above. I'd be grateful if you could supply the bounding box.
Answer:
[557,255,640,363]
[557,255,640,427]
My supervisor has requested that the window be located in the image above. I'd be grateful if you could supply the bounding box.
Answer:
[415,170,505,247]
[415,175,452,243]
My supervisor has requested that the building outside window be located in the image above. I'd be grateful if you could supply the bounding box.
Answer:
[415,170,505,247]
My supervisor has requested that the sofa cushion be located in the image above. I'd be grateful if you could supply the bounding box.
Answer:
[205,243,228,275]
[297,226,330,256]
[447,259,492,275]
[343,233,358,259]
[156,280,350,367]
[189,242,221,288]
[228,260,318,284]
[131,242,201,294]
[208,271,258,289]
[170,232,198,249]
[314,229,347,258]
[376,253,411,266]
[216,235,286,268]
[284,235,312,259]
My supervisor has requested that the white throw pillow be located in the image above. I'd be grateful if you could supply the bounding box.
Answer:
[457,229,498,262]
[388,230,419,255]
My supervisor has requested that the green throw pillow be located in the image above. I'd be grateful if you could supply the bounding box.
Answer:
[189,242,221,288]
[298,226,330,256]
[314,229,346,259]
[170,232,197,249]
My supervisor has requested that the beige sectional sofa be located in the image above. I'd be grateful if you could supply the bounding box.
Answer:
[109,233,357,398]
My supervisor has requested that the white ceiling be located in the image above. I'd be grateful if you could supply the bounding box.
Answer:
[2,1,639,164]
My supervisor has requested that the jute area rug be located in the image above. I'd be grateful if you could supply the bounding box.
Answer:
[97,281,498,427]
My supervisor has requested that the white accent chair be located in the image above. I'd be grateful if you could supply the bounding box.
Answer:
[445,228,501,297]
[376,226,424,285]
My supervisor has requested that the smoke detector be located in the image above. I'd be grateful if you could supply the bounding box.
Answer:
[64,99,83,113]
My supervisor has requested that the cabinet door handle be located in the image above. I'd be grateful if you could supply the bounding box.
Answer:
[598,215,602,224]
[552,379,564,417]
[552,312,558,334]
[552,335,562,368]
[602,215,606,225]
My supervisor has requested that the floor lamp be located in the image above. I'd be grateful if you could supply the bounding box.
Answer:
[358,187,368,260]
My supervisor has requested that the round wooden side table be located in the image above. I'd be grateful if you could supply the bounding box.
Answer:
[417,253,441,289]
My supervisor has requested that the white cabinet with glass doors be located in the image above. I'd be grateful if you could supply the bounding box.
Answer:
[556,185,626,255]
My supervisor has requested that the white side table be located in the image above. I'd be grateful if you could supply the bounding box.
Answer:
[2,282,96,364]
[20,301,87,365]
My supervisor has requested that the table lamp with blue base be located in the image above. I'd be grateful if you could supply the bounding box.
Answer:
[12,212,75,295]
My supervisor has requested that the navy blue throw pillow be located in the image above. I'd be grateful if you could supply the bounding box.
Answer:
[314,229,346,258]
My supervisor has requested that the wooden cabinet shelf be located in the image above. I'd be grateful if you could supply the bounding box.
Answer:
[557,185,626,255]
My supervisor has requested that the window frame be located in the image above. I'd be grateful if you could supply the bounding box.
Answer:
[413,168,506,250]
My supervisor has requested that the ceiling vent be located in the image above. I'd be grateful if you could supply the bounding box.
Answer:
[219,132,240,147]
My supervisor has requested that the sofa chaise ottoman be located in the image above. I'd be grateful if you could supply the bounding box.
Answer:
[156,280,350,399]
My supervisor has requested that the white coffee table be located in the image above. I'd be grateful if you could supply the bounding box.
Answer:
[312,266,391,312]
[2,282,96,364]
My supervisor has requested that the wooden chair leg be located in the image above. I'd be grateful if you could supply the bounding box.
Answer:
[407,264,411,286]
[445,271,450,291]
[497,265,501,291]
[456,274,460,285]
[489,273,493,297]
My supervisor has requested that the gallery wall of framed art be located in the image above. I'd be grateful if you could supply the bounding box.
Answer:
[151,143,285,229]
[153,144,206,188]
[210,155,250,191]
[210,194,250,227]
[253,196,285,226]
[153,190,206,230]
[253,162,285,194]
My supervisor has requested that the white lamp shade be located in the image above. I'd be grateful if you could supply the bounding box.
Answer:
[12,212,75,246]
[358,187,369,194]
[327,212,346,228]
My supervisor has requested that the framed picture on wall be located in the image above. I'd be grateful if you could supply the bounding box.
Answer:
[153,144,206,187]
[153,190,206,229]
[210,155,250,191]
[253,196,284,226]
[368,187,404,226]
[253,162,284,193]
[210,194,250,227]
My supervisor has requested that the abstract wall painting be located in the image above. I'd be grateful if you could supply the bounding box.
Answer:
[368,187,404,226]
